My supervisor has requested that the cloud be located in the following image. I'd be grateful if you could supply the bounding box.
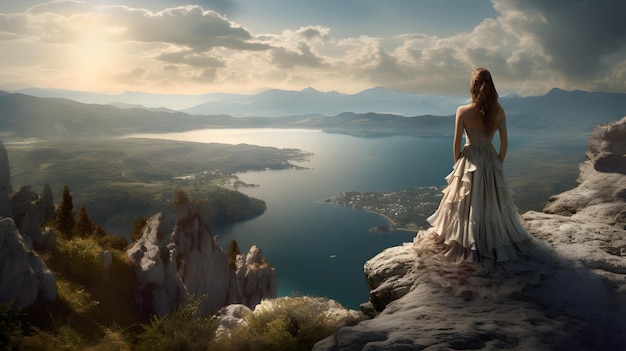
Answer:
[334,0,626,95]
[98,5,269,52]
[494,0,626,79]
[271,43,325,69]
[0,0,624,95]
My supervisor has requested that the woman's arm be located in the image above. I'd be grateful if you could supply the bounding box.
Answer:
[453,106,464,162]
[497,107,508,163]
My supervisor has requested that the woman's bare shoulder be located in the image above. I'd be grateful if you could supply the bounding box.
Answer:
[456,103,474,114]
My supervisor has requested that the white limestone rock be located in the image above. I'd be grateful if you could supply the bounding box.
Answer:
[544,116,626,226]
[216,304,252,336]
[235,245,278,309]
[128,190,277,317]
[0,218,57,307]
[126,212,188,317]
[171,190,238,315]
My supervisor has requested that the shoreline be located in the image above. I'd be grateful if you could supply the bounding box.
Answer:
[318,198,419,234]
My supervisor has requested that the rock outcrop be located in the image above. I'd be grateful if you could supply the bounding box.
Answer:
[0,218,57,307]
[127,190,278,317]
[11,185,55,251]
[0,143,57,308]
[314,117,626,350]
[0,141,12,218]
[235,245,279,309]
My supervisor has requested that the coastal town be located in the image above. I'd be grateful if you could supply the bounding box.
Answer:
[329,186,445,233]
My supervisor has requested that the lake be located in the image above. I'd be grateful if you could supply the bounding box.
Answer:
[129,128,587,309]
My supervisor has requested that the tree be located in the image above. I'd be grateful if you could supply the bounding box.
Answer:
[74,205,94,237]
[92,224,107,238]
[55,185,75,237]
[227,240,240,269]
[131,216,148,243]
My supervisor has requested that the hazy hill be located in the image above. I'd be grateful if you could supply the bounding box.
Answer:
[14,86,465,117]
[183,87,465,117]
[0,92,233,138]
[2,88,626,139]
[500,88,626,133]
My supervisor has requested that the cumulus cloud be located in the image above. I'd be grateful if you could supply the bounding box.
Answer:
[339,0,626,95]
[271,43,325,69]
[494,0,626,79]
[0,0,624,95]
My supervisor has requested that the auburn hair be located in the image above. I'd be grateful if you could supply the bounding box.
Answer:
[470,68,499,135]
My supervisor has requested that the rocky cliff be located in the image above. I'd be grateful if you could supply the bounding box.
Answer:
[0,217,57,307]
[0,141,12,218]
[0,141,57,308]
[314,117,626,350]
[127,190,277,317]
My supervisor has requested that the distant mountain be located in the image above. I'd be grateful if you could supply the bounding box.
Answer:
[0,93,233,138]
[108,102,179,114]
[13,86,466,117]
[184,87,465,117]
[500,88,626,134]
[13,87,218,111]
[1,89,625,140]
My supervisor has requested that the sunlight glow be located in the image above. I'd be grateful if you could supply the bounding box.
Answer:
[64,26,123,90]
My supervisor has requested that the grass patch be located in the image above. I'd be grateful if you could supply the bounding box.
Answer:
[218,297,344,351]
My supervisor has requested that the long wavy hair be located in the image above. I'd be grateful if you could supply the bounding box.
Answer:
[470,68,499,135]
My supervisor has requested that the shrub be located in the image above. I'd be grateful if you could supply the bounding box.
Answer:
[96,233,128,251]
[223,297,343,351]
[135,296,220,351]
[1,300,26,347]
[54,237,105,287]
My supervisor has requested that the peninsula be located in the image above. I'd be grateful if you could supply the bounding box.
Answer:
[328,186,445,233]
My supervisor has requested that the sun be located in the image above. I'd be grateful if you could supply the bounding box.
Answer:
[64,25,125,91]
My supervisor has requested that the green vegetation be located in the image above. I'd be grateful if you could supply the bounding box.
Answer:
[7,138,307,237]
[217,297,343,351]
[134,297,220,351]
[55,186,75,237]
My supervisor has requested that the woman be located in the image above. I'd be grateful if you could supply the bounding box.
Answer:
[417,68,534,264]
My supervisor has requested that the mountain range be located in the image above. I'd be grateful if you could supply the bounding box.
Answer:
[1,87,626,138]
[14,86,465,117]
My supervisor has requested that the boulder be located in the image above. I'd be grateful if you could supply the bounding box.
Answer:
[544,116,626,226]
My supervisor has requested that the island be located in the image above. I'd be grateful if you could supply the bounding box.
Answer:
[327,186,445,234]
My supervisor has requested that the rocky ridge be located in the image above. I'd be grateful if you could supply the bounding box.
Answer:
[314,117,626,350]
[0,141,57,308]
[127,190,278,317]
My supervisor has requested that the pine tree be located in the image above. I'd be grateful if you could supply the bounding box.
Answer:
[74,205,94,237]
[131,216,148,243]
[92,224,107,238]
[55,185,75,237]
[227,239,240,269]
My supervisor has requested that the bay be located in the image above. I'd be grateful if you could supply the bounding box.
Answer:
[129,128,585,309]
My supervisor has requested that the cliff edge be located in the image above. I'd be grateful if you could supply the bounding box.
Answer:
[314,117,626,350]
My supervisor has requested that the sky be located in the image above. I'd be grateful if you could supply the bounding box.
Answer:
[0,0,625,96]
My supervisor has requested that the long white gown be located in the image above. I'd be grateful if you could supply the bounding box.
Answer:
[413,125,551,296]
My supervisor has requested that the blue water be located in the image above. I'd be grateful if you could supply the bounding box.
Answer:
[129,128,582,309]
